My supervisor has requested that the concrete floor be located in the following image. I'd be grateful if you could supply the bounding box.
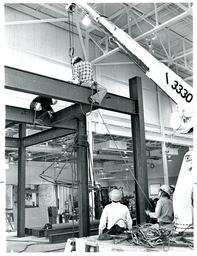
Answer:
[6,231,66,253]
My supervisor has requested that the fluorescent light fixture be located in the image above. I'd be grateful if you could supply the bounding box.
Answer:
[82,15,91,26]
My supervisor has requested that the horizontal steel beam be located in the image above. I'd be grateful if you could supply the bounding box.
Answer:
[5,66,136,115]
[6,105,77,130]
[5,137,20,148]
[6,105,34,124]
[52,103,97,124]
[6,120,16,128]
[23,128,75,147]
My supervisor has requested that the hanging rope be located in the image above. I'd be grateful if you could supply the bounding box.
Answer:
[68,9,75,62]
[96,109,152,208]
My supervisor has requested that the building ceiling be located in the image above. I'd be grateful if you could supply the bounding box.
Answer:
[5,2,192,181]
[5,2,193,84]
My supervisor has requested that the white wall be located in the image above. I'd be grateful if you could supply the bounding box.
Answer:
[5,6,174,129]
[6,161,73,185]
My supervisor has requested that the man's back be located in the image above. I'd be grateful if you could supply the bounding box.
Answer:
[73,61,93,84]
[155,197,173,223]
[99,202,132,230]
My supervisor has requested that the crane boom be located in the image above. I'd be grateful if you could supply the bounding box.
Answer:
[68,3,193,133]
[77,3,193,109]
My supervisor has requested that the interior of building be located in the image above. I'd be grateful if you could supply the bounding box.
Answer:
[2,1,194,253]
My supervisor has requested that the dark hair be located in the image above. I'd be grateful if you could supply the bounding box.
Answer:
[73,57,82,65]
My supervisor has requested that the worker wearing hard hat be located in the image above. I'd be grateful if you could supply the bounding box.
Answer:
[71,56,107,105]
[98,189,133,236]
[146,184,174,226]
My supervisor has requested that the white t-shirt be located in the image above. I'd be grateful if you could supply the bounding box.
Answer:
[99,202,133,234]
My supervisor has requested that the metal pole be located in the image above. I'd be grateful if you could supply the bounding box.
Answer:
[17,123,26,237]
[129,76,148,224]
[77,116,90,237]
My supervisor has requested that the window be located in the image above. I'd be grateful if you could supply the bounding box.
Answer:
[25,185,39,208]
[149,184,160,196]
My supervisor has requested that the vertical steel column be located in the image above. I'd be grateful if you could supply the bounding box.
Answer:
[129,76,148,224]
[17,123,26,237]
[77,116,90,237]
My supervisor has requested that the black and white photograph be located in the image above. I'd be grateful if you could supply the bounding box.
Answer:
[1,0,196,254]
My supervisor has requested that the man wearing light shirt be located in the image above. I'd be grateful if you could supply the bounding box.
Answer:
[98,189,133,235]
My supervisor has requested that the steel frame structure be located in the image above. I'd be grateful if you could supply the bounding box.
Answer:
[5,66,148,237]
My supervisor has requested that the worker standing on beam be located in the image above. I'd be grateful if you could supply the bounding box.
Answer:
[71,56,107,105]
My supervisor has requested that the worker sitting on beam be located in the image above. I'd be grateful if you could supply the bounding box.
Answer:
[30,96,57,124]
[71,56,107,105]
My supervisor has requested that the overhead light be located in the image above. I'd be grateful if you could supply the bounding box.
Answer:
[5,158,9,170]
[82,15,91,26]
[151,33,157,40]
[26,152,33,161]
[150,163,155,168]
[9,156,15,165]
[167,155,173,162]
[54,161,60,169]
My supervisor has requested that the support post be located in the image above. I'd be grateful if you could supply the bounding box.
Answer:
[76,116,90,237]
[17,123,26,237]
[129,76,148,224]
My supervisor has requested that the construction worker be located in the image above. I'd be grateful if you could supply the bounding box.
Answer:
[30,96,57,124]
[98,189,133,235]
[146,184,173,226]
[71,56,107,105]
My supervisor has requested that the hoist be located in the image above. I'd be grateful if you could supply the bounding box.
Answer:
[66,2,193,134]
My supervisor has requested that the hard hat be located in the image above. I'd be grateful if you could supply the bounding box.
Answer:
[160,184,171,196]
[71,56,82,65]
[109,189,122,202]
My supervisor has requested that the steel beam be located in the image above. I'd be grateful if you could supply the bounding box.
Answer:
[5,120,16,128]
[6,105,77,130]
[129,76,148,224]
[17,123,26,237]
[5,137,20,148]
[135,8,192,41]
[5,66,136,115]
[6,105,34,124]
[77,116,90,237]
[52,103,98,125]
[5,17,68,26]
[23,128,75,147]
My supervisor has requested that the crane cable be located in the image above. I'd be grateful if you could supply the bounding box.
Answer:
[96,109,152,208]
[68,8,75,62]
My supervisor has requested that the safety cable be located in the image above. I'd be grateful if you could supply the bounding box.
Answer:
[87,145,95,224]
[97,109,152,208]
[70,142,77,238]
[68,10,74,61]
